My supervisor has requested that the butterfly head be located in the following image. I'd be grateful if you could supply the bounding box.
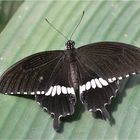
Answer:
[66,40,75,50]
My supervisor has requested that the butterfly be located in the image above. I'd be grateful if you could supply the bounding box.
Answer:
[0,12,140,131]
[0,39,140,131]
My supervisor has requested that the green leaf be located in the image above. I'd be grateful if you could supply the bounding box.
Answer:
[0,1,23,32]
[0,0,140,139]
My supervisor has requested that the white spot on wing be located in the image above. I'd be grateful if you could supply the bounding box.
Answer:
[67,87,75,95]
[108,78,113,83]
[71,88,75,95]
[36,91,40,95]
[95,78,102,88]
[45,86,53,96]
[56,85,61,95]
[104,103,108,106]
[112,77,116,81]
[86,82,91,90]
[51,112,54,115]
[52,86,57,96]
[118,77,122,80]
[67,87,71,94]
[80,86,83,94]
[43,107,47,111]
[30,92,35,95]
[91,79,96,88]
[37,102,40,105]
[59,115,63,119]
[62,86,67,94]
[43,85,75,96]
[39,76,43,82]
[132,72,136,75]
[96,108,102,113]
[81,84,86,92]
[89,109,93,112]
[99,78,108,86]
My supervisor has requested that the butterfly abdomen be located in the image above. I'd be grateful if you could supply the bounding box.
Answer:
[69,61,79,90]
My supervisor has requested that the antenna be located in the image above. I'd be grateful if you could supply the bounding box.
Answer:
[69,11,84,40]
[45,18,68,40]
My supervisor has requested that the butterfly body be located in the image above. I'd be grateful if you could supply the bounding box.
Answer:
[0,40,140,131]
[64,40,79,90]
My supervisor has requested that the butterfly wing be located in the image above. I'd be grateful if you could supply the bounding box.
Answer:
[0,50,76,131]
[35,55,76,131]
[0,50,63,94]
[77,42,140,80]
[76,42,140,118]
[76,57,119,119]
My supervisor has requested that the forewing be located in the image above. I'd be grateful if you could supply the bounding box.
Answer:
[77,42,140,80]
[0,50,63,94]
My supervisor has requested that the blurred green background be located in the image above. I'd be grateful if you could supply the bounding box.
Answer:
[0,1,23,32]
[0,0,140,139]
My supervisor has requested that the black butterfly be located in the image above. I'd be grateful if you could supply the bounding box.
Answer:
[0,40,140,131]
[1,12,140,131]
